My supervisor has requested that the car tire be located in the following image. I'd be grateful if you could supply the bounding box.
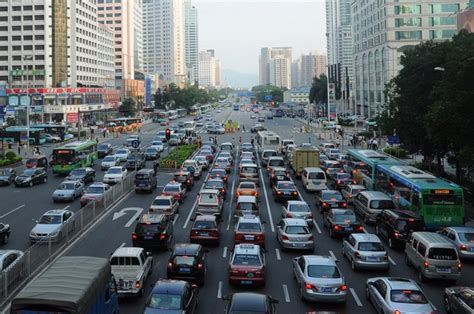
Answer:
[444,294,452,313]
[3,234,8,244]
[365,285,370,300]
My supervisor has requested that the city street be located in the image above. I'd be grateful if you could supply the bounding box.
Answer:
[5,106,464,313]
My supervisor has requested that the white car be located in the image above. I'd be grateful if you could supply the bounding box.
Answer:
[114,148,131,162]
[103,166,128,185]
[101,155,120,170]
[194,155,210,170]
[151,140,164,152]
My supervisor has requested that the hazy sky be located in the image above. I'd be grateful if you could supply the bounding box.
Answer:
[196,0,327,75]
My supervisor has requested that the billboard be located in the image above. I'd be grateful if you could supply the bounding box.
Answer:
[327,83,337,119]
[66,113,79,123]
[145,76,152,106]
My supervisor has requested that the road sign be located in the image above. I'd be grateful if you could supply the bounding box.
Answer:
[131,140,140,149]
[264,95,273,101]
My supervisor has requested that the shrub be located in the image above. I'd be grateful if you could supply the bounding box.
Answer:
[5,151,17,160]
[160,144,197,168]
[384,147,408,158]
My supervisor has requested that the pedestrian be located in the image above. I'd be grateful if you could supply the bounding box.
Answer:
[372,138,378,150]
[251,137,254,146]
[239,136,242,145]
[242,124,245,132]
[17,144,20,156]
[103,128,106,138]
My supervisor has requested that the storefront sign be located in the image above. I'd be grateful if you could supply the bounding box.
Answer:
[67,113,79,123]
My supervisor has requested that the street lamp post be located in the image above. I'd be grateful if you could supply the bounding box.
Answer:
[23,55,34,155]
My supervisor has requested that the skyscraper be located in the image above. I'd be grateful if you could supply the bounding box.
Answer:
[314,54,328,78]
[259,47,292,87]
[143,0,186,86]
[269,56,291,89]
[199,50,216,88]
[184,0,199,85]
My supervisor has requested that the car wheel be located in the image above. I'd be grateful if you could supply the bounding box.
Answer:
[365,285,371,300]
[3,234,8,244]
[444,294,452,313]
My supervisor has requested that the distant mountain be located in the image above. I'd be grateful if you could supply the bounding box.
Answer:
[222,69,258,89]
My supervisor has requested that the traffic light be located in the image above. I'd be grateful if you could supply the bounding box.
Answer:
[165,128,171,140]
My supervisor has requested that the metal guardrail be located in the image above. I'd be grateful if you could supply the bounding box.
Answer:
[0,173,135,307]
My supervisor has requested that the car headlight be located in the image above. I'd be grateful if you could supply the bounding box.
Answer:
[30,231,36,237]
[50,231,59,236]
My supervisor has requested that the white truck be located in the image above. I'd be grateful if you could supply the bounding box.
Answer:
[110,247,153,297]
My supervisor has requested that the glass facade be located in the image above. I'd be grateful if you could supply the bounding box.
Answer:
[52,0,68,88]
[429,29,458,39]
[395,31,422,40]
[429,16,456,26]
[429,3,460,13]
[394,5,421,14]
[395,17,422,27]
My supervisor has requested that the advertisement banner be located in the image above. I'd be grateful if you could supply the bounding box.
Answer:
[327,83,337,120]
[145,76,152,106]
[66,113,79,123]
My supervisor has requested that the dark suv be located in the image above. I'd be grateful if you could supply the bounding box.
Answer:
[132,213,173,250]
[375,209,426,249]
[167,243,207,285]
[134,169,157,193]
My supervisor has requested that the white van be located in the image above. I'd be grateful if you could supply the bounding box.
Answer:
[302,167,327,191]
[182,159,202,179]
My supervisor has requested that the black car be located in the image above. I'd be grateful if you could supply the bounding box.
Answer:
[316,190,347,214]
[250,125,266,133]
[132,213,173,250]
[272,181,299,202]
[266,115,273,120]
[204,178,226,199]
[145,279,199,313]
[223,293,278,314]
[268,167,291,188]
[444,286,474,314]
[134,169,157,193]
[331,172,355,190]
[167,243,207,285]
[65,167,95,184]
[125,154,145,170]
[14,168,47,187]
[375,209,426,249]
[0,168,16,186]
[324,208,364,238]
[144,146,160,160]
[0,223,11,244]
[173,171,194,190]
[97,143,113,158]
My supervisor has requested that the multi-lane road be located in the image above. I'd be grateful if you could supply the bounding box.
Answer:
[2,106,473,313]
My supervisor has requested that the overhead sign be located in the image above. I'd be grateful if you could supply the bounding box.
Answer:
[131,140,140,149]
[264,95,273,101]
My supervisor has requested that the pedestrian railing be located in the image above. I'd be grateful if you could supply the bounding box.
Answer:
[0,173,135,307]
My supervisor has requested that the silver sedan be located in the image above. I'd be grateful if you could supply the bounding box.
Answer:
[276,218,314,251]
[293,255,347,303]
[52,181,84,202]
[342,233,389,271]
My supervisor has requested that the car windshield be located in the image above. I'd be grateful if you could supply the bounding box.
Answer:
[116,150,127,154]
[370,200,395,209]
[164,185,180,192]
[240,183,255,189]
[59,183,76,190]
[358,242,385,251]
[308,172,325,180]
[307,265,341,278]
[0,169,10,176]
[458,232,474,242]
[69,169,85,176]
[285,226,309,234]
[107,168,122,174]
[87,186,104,194]
[323,192,342,201]
[277,182,295,190]
[147,293,182,310]
[238,222,261,232]
[390,290,428,304]
[39,214,62,224]
[233,254,261,266]
[334,213,357,222]
[193,220,216,229]
[152,199,171,206]
[23,169,36,176]
[288,203,310,212]
[103,156,115,162]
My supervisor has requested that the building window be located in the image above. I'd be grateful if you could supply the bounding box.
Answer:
[429,3,460,13]
[395,30,422,40]
[429,16,456,26]
[395,17,421,27]
[394,5,421,14]
[429,29,457,39]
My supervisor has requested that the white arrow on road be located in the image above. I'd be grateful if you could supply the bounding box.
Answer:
[113,207,144,227]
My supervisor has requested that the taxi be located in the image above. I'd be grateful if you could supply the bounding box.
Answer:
[229,244,266,286]
[234,215,265,248]
[235,181,259,201]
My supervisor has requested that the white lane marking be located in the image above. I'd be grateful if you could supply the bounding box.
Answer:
[120,242,126,248]
[0,205,25,219]
[226,147,239,230]
[350,287,363,307]
[275,248,281,260]
[329,250,337,260]
[183,199,198,229]
[223,246,228,258]
[431,303,437,311]
[282,284,291,303]
[256,154,275,232]
[388,256,396,266]
[173,214,179,226]
[217,281,223,299]
[313,219,322,234]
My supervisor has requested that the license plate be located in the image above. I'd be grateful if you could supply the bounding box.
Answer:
[277,176,284,180]
[330,203,337,207]
[322,287,333,293]
[144,236,153,240]
[180,267,191,273]
[345,227,353,231]
[200,232,209,236]
[244,235,255,241]
[284,192,290,195]
[367,257,379,262]
[293,243,306,247]
[139,184,145,187]
[241,280,252,285]
[437,267,451,273]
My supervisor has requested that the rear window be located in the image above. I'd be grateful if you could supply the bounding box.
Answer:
[458,232,474,242]
[193,220,216,229]
[205,181,224,189]
[390,290,428,304]
[428,247,458,260]
[152,199,171,206]
[263,151,277,157]
[323,192,343,201]
[277,182,295,189]
[241,167,257,174]
[285,226,309,234]
[237,222,261,232]
[308,172,325,180]
[164,185,180,192]
[370,200,395,209]
[136,223,164,233]
[268,159,284,166]
[110,256,140,266]
[358,242,385,251]
[232,254,261,266]
[240,182,255,189]
[238,203,256,211]
[136,173,151,180]
[307,265,340,278]
[173,256,196,266]
[334,213,357,222]
[396,219,425,232]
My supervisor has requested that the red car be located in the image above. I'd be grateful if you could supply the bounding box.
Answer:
[162,182,186,203]
[190,215,220,245]
[199,149,214,163]
[234,215,265,248]
[229,244,266,286]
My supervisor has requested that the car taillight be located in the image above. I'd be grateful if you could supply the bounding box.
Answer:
[186,179,190,183]
[221,189,225,193]
[460,244,467,251]
[322,202,328,207]
[305,283,315,289]
[277,191,283,195]
[236,191,241,196]
[384,253,389,260]
[135,281,141,289]
[342,202,347,207]
[256,234,264,241]
[458,262,462,272]
[354,252,361,259]
[334,225,342,231]
[160,234,167,240]
[308,213,313,219]
[356,226,364,232]
[393,231,401,238]
[197,263,203,269]
[337,180,342,184]
[352,180,357,184]
[287,213,294,218]
[282,235,289,241]
[168,262,173,269]
[132,233,137,240]
[339,285,348,291]
[423,261,429,268]
[394,310,401,314]
[292,191,298,195]
[308,235,314,241]
[349,193,353,198]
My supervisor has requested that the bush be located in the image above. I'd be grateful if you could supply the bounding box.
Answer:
[0,156,21,167]
[384,147,408,158]
[5,151,17,160]
[160,144,197,168]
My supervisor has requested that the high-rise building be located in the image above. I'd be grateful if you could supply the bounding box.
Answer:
[352,0,468,117]
[299,53,317,87]
[259,47,292,87]
[326,0,353,112]
[215,59,221,87]
[291,60,300,88]
[98,0,143,97]
[184,0,199,85]
[143,0,186,87]
[314,54,328,78]
[269,56,291,89]
[199,50,216,88]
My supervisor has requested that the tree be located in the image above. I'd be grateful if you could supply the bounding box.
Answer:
[154,88,164,110]
[251,84,287,103]
[309,74,328,104]
[118,98,137,117]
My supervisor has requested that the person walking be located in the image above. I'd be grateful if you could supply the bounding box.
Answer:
[372,138,378,150]
[17,144,21,156]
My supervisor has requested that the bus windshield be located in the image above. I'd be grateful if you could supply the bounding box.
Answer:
[52,149,74,164]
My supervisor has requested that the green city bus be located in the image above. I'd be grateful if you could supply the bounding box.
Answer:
[375,164,464,229]
[51,140,98,174]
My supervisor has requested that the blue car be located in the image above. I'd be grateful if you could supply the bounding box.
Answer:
[145,280,199,313]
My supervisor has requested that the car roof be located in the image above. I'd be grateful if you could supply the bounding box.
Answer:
[351,233,382,243]
[173,243,201,255]
[237,195,257,202]
[60,180,80,185]
[360,191,392,199]
[43,210,68,216]
[89,183,108,188]
[384,277,419,290]
[234,244,261,255]
[304,255,337,266]
[239,181,256,187]
[238,215,262,224]
[111,247,143,258]
[152,279,187,294]
[304,167,324,172]
[241,163,258,167]
[268,156,283,160]
[347,184,366,189]
[282,218,307,226]
[272,167,287,171]
[108,166,123,170]
[137,169,154,174]
[174,171,191,176]
[194,215,217,222]
[287,200,308,206]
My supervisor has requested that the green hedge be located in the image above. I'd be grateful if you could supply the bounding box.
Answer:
[0,156,22,167]
[160,144,198,168]
[384,147,408,158]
